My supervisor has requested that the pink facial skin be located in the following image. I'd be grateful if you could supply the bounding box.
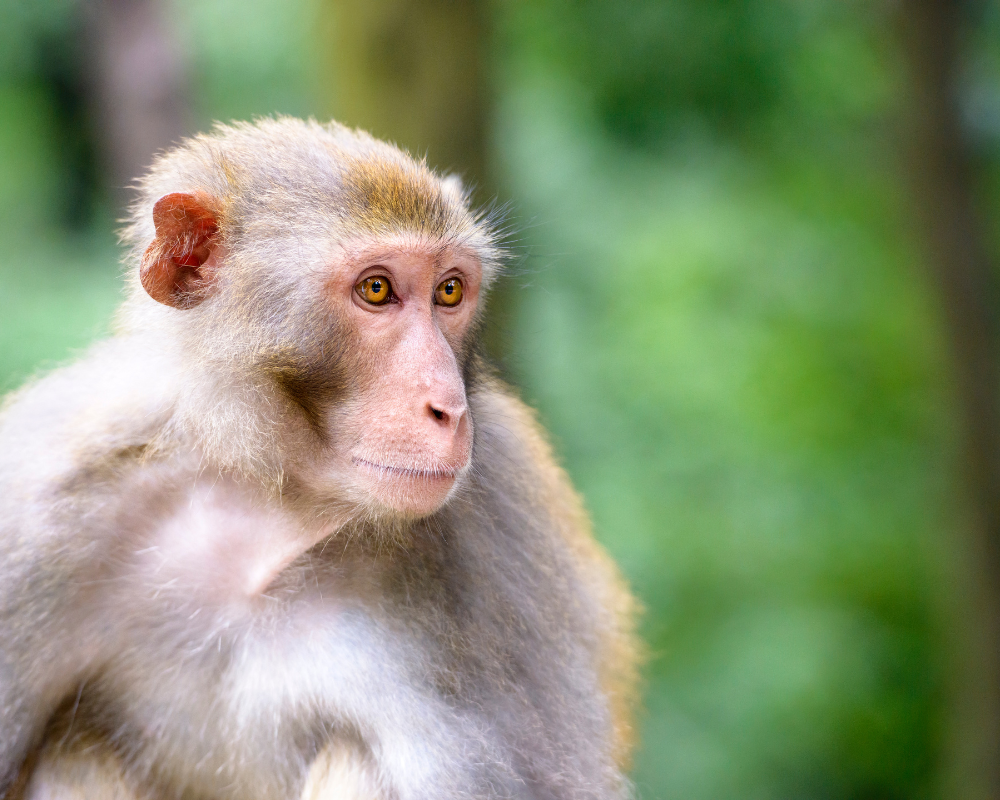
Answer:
[317,236,483,518]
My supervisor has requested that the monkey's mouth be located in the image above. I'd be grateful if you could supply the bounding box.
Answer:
[352,457,464,481]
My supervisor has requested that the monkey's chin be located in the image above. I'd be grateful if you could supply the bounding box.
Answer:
[352,458,465,518]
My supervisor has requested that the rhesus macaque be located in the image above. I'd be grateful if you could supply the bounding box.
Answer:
[0,118,638,800]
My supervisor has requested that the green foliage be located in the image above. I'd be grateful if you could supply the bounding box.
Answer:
[507,0,799,146]
[0,233,120,394]
[173,0,322,126]
[507,1,899,151]
[0,84,62,230]
[497,2,961,797]
[0,0,79,79]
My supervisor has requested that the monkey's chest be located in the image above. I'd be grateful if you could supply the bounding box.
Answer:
[126,477,340,601]
[95,483,400,799]
[94,568,413,800]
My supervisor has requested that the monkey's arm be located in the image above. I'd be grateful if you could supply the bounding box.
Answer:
[0,463,115,793]
[0,540,94,793]
[468,380,641,774]
[0,344,172,793]
[528,421,641,768]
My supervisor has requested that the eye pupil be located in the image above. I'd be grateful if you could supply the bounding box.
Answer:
[435,277,464,307]
[356,275,392,304]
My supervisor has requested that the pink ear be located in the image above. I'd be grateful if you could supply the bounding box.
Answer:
[140,193,219,308]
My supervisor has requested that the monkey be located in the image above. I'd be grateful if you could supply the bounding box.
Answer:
[0,117,639,800]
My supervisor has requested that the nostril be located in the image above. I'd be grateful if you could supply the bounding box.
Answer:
[427,401,465,428]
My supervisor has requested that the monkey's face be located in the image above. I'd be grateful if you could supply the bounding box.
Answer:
[313,235,481,517]
[140,191,487,519]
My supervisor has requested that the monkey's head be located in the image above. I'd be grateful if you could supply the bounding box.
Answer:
[121,118,503,519]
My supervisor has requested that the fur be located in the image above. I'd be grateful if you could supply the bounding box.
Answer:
[0,118,638,800]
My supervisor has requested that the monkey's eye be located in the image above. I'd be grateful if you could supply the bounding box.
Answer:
[434,278,463,307]
[356,276,392,305]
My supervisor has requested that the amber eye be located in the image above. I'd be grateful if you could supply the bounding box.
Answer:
[435,278,463,307]
[356,275,392,305]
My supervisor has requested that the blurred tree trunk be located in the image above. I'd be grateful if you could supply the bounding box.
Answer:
[82,0,191,216]
[319,0,514,368]
[899,3,1000,797]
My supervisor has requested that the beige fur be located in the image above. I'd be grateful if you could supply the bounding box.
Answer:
[301,738,383,800]
[22,727,144,800]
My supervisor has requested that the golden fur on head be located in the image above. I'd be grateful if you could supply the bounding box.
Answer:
[337,151,469,238]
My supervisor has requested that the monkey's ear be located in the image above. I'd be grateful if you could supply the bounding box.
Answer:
[140,192,220,309]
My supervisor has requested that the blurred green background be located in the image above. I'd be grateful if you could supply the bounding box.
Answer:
[4,1,1000,798]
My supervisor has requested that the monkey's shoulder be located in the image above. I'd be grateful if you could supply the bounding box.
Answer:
[467,382,604,562]
[0,338,179,479]
[0,338,182,564]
